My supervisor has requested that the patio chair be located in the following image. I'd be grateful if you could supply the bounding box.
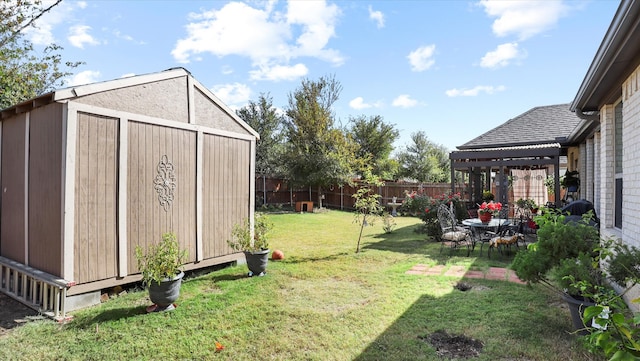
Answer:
[437,204,471,256]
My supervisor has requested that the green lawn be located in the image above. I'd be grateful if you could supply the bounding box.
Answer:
[0,211,601,360]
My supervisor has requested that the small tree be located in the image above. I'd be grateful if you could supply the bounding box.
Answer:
[352,169,384,253]
[236,93,286,177]
[283,75,355,208]
[348,114,399,179]
[395,131,450,182]
[1,0,83,109]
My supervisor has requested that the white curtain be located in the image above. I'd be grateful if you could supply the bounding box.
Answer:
[511,169,548,208]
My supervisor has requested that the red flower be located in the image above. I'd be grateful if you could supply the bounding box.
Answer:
[478,201,502,215]
[424,208,429,213]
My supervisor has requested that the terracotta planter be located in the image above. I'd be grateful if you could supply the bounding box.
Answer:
[479,212,492,223]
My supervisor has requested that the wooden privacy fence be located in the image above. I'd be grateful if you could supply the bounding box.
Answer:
[255,176,465,210]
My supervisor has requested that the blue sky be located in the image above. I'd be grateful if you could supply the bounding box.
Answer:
[28,0,619,151]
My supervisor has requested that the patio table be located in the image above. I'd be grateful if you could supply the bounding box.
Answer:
[462,218,511,256]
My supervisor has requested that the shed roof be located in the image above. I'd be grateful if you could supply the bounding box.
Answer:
[456,103,581,150]
[0,67,259,139]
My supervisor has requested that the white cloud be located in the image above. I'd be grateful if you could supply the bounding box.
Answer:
[23,1,84,45]
[211,83,252,105]
[249,63,308,81]
[66,70,101,86]
[68,25,100,48]
[479,0,569,40]
[445,85,506,97]
[407,45,436,72]
[368,6,385,28]
[480,42,524,68]
[392,95,418,108]
[172,1,343,81]
[349,97,382,110]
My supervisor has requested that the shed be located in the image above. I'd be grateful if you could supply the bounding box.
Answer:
[0,68,258,319]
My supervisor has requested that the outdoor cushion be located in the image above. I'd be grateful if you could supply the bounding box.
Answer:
[442,231,468,241]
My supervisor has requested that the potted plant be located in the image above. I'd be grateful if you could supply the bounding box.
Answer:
[135,232,187,312]
[511,210,601,332]
[477,200,502,223]
[580,243,640,360]
[515,198,537,212]
[227,213,273,277]
[482,191,495,202]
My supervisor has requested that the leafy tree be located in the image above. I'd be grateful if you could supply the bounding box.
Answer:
[348,114,399,179]
[352,168,384,253]
[236,93,285,176]
[283,75,355,208]
[396,131,450,183]
[1,0,82,109]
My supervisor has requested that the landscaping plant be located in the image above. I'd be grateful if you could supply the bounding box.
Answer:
[227,213,273,252]
[352,169,384,253]
[405,191,465,240]
[135,232,187,286]
[577,241,640,360]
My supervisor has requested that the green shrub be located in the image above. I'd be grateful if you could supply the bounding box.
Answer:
[135,232,187,286]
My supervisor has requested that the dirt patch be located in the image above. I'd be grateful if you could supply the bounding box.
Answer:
[455,281,490,292]
[419,330,484,359]
[0,293,40,337]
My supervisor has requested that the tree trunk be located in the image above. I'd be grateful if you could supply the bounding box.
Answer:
[317,185,323,209]
[356,214,366,253]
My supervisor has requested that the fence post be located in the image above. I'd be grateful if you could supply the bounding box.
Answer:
[263,174,266,205]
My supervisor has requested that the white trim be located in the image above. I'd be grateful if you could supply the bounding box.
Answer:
[117,117,128,277]
[24,113,30,265]
[195,131,204,262]
[68,102,255,141]
[249,138,256,229]
[187,76,195,125]
[61,103,77,280]
[53,68,189,101]
[191,80,260,139]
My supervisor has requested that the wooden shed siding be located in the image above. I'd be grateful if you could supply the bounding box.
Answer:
[0,114,27,262]
[194,88,250,135]
[202,134,250,258]
[74,112,118,283]
[28,105,64,276]
[75,77,189,124]
[127,121,197,272]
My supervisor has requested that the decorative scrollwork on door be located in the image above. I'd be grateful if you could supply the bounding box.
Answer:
[154,155,176,212]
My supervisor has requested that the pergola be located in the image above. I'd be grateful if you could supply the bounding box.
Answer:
[449,143,563,208]
[447,103,584,210]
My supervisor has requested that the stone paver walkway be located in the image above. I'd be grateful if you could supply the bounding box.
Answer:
[406,264,525,284]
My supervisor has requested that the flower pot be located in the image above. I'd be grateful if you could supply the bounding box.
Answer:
[148,271,184,312]
[561,293,595,335]
[244,249,269,277]
[479,212,492,223]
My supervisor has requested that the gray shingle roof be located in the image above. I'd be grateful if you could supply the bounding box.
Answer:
[457,103,582,150]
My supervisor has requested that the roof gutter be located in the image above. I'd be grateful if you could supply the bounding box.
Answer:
[567,109,599,144]
[570,0,635,113]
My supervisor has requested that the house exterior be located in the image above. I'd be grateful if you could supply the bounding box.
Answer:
[570,0,640,308]
[0,68,259,319]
